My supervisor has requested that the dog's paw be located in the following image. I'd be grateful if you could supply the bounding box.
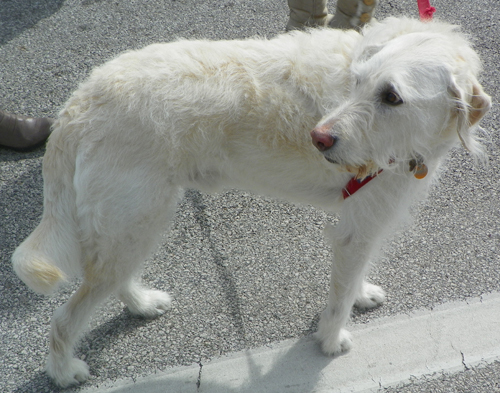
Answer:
[126,289,172,318]
[46,357,90,388]
[314,328,353,356]
[354,282,386,309]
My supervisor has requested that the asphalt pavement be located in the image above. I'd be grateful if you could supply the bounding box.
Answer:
[1,1,499,392]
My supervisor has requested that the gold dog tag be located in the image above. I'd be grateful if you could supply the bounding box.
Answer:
[409,159,428,179]
[413,163,428,179]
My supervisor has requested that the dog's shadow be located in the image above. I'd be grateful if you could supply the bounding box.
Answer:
[13,313,339,393]
[86,315,340,393]
[13,306,386,393]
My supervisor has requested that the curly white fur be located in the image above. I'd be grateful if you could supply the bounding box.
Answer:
[12,17,490,387]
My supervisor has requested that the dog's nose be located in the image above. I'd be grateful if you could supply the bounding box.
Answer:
[310,127,337,152]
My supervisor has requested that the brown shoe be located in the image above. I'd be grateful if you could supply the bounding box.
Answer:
[329,0,378,30]
[286,0,333,31]
[0,110,53,151]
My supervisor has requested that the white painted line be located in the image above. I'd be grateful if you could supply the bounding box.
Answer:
[81,292,500,393]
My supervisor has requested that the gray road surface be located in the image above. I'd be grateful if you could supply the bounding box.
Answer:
[1,0,499,392]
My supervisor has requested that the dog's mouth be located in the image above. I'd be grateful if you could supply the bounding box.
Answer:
[324,155,380,180]
[345,162,381,180]
[324,156,338,165]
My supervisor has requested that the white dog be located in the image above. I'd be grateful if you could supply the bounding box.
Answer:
[12,17,490,387]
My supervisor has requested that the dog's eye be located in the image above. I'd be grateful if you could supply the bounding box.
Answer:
[383,91,403,106]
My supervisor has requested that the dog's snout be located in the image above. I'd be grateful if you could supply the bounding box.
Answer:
[311,126,337,152]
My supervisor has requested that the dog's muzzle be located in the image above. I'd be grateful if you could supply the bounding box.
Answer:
[311,124,379,179]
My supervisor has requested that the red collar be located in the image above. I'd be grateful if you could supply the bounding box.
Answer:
[342,170,383,199]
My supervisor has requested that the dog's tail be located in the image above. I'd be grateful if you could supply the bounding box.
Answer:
[12,114,82,295]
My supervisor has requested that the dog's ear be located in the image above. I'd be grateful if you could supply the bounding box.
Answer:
[467,84,491,126]
[449,75,491,154]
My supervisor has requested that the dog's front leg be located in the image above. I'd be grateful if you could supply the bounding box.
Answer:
[315,196,392,356]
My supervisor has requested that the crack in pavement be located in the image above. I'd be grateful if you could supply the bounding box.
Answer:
[461,351,470,372]
[196,360,203,391]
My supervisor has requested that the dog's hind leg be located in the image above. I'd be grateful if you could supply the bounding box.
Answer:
[114,188,181,318]
[47,221,174,386]
[46,179,181,386]
[46,276,115,387]
[354,280,386,309]
[46,232,154,387]
[118,279,172,318]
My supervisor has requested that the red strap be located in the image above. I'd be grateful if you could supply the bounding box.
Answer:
[417,0,436,20]
[342,170,383,199]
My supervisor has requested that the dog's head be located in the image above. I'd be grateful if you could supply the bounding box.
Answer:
[311,17,491,178]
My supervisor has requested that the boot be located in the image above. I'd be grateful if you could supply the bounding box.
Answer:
[329,0,378,30]
[0,110,53,151]
[286,0,333,31]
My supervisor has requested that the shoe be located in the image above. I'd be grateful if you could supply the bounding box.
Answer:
[0,110,53,151]
[286,0,333,31]
[286,13,334,31]
[329,0,378,30]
